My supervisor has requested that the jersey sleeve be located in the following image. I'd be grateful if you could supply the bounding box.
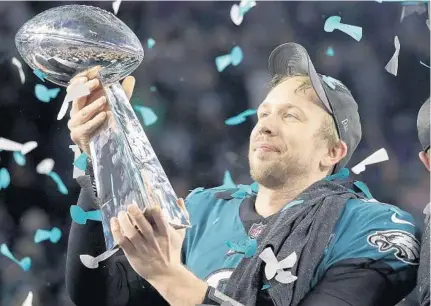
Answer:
[307,198,421,306]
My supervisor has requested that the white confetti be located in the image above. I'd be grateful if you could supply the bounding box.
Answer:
[0,138,37,155]
[69,145,86,179]
[351,148,389,175]
[12,57,25,84]
[80,248,119,269]
[36,158,55,175]
[58,83,91,120]
[385,36,400,76]
[112,0,122,15]
[259,247,297,284]
[230,0,256,26]
[21,291,33,306]
[21,141,38,155]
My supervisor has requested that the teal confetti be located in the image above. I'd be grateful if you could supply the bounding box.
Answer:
[353,181,374,199]
[226,238,257,258]
[0,243,31,271]
[34,227,62,243]
[33,69,47,82]
[223,170,236,188]
[74,152,88,171]
[225,109,256,126]
[325,167,350,181]
[250,182,259,193]
[35,84,60,103]
[0,168,10,189]
[147,38,156,49]
[133,105,158,126]
[215,46,244,72]
[324,16,363,42]
[47,171,68,195]
[261,284,271,290]
[70,205,102,224]
[326,47,335,56]
[150,86,157,92]
[13,151,26,166]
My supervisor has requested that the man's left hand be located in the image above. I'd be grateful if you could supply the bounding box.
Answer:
[110,199,188,283]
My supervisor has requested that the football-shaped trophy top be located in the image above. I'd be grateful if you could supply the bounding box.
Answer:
[15,5,144,87]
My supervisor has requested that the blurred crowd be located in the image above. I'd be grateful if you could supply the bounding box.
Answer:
[0,1,429,305]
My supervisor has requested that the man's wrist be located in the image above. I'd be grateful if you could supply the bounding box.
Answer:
[147,264,208,305]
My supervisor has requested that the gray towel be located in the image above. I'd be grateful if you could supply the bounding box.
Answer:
[224,179,360,306]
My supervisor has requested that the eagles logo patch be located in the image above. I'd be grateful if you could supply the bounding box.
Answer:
[367,230,420,265]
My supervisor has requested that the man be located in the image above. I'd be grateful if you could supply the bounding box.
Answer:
[66,43,420,306]
[417,98,430,306]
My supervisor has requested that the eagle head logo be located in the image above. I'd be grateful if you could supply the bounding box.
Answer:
[367,230,420,265]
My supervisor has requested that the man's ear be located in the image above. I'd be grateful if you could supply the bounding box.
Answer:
[419,151,430,172]
[321,140,348,169]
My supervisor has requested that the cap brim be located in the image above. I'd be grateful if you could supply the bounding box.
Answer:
[268,43,333,114]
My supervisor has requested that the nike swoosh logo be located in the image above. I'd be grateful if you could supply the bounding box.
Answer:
[391,213,415,227]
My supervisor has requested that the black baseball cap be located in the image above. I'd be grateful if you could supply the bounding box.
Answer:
[268,42,362,174]
[417,98,430,152]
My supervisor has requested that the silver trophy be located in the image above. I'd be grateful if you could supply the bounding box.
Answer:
[15,4,190,250]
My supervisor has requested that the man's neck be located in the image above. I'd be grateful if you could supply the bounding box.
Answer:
[254,173,324,218]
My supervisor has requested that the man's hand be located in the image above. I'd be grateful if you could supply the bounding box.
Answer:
[110,200,186,281]
[111,200,208,306]
[67,66,135,156]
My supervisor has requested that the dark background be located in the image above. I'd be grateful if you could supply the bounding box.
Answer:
[0,1,429,305]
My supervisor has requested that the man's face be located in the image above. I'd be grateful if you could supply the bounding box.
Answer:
[248,76,332,188]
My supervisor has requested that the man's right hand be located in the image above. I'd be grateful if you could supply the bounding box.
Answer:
[67,66,135,156]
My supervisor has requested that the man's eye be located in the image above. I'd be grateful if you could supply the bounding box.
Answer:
[259,112,269,118]
[283,113,298,120]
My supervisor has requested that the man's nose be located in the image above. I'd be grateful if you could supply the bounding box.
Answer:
[259,119,278,136]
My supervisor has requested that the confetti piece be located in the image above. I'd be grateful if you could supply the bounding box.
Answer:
[133,105,158,126]
[259,248,297,284]
[230,0,256,26]
[80,248,119,269]
[33,68,46,82]
[351,148,389,174]
[35,84,60,103]
[324,16,363,42]
[261,284,271,290]
[0,243,31,271]
[69,145,86,179]
[213,170,237,190]
[0,168,10,190]
[149,86,157,92]
[385,36,400,76]
[147,38,156,49]
[21,141,38,155]
[322,75,339,89]
[426,19,430,29]
[244,238,257,258]
[34,227,62,243]
[47,172,68,195]
[423,203,430,215]
[325,167,350,181]
[0,137,24,152]
[13,151,26,166]
[420,61,430,68]
[213,218,220,225]
[12,57,25,84]
[0,138,37,156]
[400,2,427,22]
[74,152,88,171]
[325,47,335,56]
[225,109,256,125]
[36,158,54,175]
[21,291,33,306]
[215,46,244,72]
[112,0,122,15]
[70,205,102,224]
[58,83,90,120]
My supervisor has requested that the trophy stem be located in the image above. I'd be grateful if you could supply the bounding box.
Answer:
[88,73,190,250]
